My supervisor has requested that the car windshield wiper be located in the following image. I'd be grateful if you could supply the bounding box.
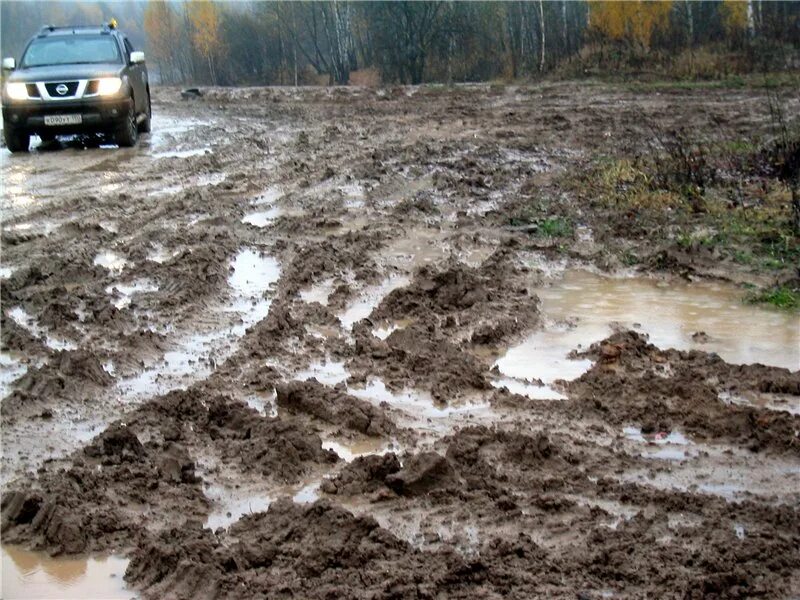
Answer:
[24,60,111,67]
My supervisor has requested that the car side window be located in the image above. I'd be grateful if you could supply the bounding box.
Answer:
[123,38,134,63]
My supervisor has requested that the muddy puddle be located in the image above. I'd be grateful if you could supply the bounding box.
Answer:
[1,546,130,600]
[299,278,337,306]
[496,269,799,389]
[6,306,77,351]
[242,206,282,227]
[204,477,324,530]
[106,280,159,310]
[339,276,410,330]
[93,251,128,274]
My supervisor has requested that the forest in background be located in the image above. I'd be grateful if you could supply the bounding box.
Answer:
[1,1,799,86]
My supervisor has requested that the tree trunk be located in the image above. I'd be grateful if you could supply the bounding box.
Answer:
[208,54,216,86]
[792,183,800,236]
[538,0,546,72]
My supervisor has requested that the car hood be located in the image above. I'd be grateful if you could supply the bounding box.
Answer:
[8,63,124,82]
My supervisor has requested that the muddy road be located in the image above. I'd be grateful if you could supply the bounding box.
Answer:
[1,83,799,598]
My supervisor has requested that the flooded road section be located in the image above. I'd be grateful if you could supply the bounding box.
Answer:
[1,85,799,598]
[1,546,129,600]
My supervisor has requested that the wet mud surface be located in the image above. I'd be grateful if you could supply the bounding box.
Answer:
[1,83,799,598]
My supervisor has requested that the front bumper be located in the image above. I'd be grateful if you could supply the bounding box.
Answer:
[2,96,132,135]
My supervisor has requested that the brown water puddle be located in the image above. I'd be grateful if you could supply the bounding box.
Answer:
[495,270,799,389]
[1,546,130,599]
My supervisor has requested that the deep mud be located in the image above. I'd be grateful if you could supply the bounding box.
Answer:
[1,83,799,598]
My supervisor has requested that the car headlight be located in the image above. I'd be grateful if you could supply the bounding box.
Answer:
[96,77,122,96]
[5,82,28,100]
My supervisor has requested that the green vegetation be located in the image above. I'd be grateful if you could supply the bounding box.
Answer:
[745,286,800,310]
[538,217,572,238]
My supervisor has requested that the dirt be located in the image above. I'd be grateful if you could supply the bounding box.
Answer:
[1,83,799,598]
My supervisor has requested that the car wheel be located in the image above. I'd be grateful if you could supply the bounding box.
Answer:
[115,110,138,148]
[138,93,152,134]
[3,125,30,153]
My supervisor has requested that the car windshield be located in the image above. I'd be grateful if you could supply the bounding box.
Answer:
[21,35,121,68]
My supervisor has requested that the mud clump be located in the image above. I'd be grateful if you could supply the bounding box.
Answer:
[141,389,340,481]
[569,331,800,454]
[276,378,397,437]
[372,251,539,347]
[125,497,561,600]
[1,423,207,555]
[125,499,419,599]
[4,349,114,416]
[124,498,564,600]
[385,451,458,496]
[349,321,491,400]
[83,423,146,464]
[321,452,401,496]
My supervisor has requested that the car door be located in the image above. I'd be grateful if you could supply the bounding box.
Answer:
[123,36,145,113]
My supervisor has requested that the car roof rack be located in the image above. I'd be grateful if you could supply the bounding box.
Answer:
[37,23,116,37]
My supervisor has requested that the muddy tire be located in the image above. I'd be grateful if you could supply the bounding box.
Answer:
[138,92,152,134]
[115,111,138,148]
[3,125,30,153]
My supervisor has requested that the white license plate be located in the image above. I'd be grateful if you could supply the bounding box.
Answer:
[44,114,82,126]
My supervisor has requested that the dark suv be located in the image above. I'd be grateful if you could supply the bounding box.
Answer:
[1,21,151,152]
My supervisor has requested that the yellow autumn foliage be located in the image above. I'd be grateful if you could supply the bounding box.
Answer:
[720,0,749,35]
[188,0,221,60]
[589,1,673,49]
[144,1,178,67]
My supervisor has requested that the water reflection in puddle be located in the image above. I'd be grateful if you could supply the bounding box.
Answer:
[339,276,410,330]
[3,221,59,237]
[322,438,398,462]
[0,352,28,392]
[351,378,491,421]
[105,279,158,309]
[296,360,348,386]
[242,206,282,228]
[623,427,693,461]
[496,270,800,386]
[204,487,273,530]
[246,390,277,417]
[490,376,566,400]
[371,318,414,341]
[152,145,211,159]
[252,186,284,206]
[494,322,595,384]
[146,244,180,264]
[197,173,226,187]
[720,391,800,416]
[299,278,337,306]
[205,477,322,530]
[93,251,128,274]
[6,307,76,351]
[1,545,130,600]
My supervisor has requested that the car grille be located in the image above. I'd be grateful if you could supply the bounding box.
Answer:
[44,81,79,97]
[25,84,41,98]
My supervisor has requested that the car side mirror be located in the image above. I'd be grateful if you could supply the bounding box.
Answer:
[2,57,16,70]
[130,51,145,64]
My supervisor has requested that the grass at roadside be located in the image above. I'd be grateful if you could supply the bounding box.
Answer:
[745,285,800,310]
